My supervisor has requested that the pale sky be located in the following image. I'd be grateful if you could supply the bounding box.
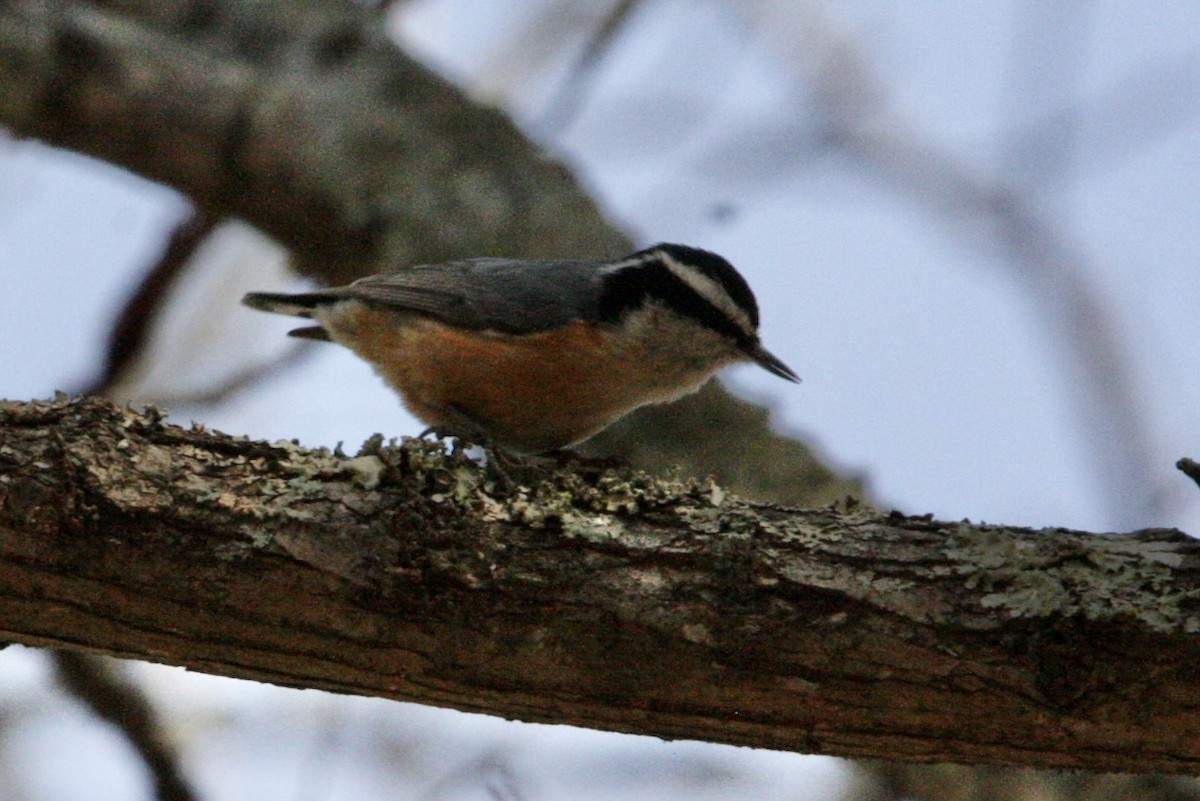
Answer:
[1,2,1198,798]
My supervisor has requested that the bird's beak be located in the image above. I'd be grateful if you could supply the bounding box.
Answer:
[742,341,800,383]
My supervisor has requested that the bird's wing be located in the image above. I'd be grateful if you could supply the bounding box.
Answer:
[346,259,604,334]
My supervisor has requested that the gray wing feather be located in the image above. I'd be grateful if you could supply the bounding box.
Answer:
[346,258,604,334]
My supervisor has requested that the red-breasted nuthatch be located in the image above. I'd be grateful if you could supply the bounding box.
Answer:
[243,243,798,453]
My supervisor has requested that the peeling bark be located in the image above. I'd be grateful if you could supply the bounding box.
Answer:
[1,396,1199,773]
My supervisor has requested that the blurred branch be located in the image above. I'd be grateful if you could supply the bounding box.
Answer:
[52,651,196,801]
[3,396,1200,774]
[535,0,641,137]
[84,209,219,397]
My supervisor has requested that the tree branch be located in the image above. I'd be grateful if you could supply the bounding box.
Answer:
[2,396,1199,773]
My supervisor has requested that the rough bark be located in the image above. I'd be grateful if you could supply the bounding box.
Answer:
[2,396,1199,774]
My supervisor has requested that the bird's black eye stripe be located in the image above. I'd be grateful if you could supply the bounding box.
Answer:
[597,260,754,346]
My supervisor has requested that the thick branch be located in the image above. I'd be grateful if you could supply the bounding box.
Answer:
[2,397,1199,773]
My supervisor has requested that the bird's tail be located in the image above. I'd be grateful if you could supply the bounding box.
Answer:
[241,289,346,318]
[243,290,349,341]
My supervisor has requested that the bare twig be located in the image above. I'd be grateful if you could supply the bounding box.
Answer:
[1178,458,1200,491]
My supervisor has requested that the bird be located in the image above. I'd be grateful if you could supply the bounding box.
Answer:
[243,243,798,454]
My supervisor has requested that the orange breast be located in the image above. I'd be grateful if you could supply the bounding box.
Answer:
[323,306,651,452]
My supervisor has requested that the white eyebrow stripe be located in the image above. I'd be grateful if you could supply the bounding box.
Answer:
[598,254,655,274]
[656,249,754,336]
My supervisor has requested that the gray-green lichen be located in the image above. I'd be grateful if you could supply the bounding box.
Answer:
[254,429,723,542]
[482,458,718,533]
[941,524,1200,633]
